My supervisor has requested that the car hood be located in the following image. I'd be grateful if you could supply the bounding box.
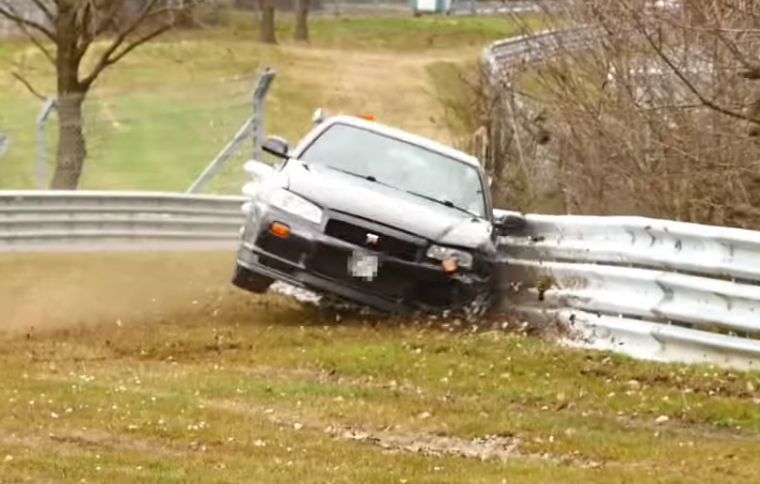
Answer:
[281,162,492,248]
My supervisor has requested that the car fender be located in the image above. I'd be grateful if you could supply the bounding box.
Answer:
[244,159,275,179]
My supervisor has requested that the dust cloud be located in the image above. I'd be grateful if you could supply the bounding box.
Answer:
[0,251,241,339]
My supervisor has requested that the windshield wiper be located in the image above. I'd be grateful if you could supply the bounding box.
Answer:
[324,166,397,189]
[405,190,479,218]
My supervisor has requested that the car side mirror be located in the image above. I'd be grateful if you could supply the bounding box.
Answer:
[262,135,289,159]
[492,212,527,236]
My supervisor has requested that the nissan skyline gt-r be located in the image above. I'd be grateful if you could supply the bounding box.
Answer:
[231,111,526,316]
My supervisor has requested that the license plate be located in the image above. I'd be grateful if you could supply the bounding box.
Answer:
[348,251,379,281]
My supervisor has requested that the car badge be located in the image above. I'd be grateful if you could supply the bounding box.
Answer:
[365,233,379,245]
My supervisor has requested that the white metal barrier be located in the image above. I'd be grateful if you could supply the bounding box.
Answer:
[494,209,760,370]
[0,190,246,249]
[480,26,600,77]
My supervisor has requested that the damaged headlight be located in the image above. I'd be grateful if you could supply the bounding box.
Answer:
[426,245,474,270]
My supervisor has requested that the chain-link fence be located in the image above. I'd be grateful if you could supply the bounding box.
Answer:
[0,74,261,194]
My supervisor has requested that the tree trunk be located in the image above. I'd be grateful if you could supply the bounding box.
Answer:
[260,0,277,44]
[294,0,310,43]
[51,2,89,190]
[50,93,87,189]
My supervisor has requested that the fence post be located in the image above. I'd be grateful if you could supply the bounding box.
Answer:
[0,133,8,161]
[36,98,57,190]
[251,67,276,161]
[185,68,277,194]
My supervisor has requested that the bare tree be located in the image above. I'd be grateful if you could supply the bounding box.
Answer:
[0,0,201,189]
[259,0,276,44]
[294,0,309,43]
[474,0,760,228]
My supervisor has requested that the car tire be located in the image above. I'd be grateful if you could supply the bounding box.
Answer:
[232,265,274,294]
[463,290,494,323]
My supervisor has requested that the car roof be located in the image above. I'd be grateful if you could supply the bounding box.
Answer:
[316,115,483,168]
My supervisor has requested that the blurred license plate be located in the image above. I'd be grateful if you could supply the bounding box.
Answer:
[348,251,379,280]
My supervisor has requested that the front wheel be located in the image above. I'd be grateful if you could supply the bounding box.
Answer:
[463,290,495,323]
[452,274,500,324]
[231,265,274,294]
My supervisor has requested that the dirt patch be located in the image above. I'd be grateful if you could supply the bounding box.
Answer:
[0,428,185,458]
[209,399,600,468]
[327,425,533,461]
[289,46,475,145]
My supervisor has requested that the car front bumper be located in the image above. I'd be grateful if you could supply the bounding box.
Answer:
[235,205,488,314]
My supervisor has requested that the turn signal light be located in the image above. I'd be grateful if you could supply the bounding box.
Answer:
[441,257,458,273]
[360,115,375,121]
[269,222,290,238]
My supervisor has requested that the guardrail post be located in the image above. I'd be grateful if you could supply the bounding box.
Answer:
[186,68,277,194]
[251,67,276,161]
[36,98,57,190]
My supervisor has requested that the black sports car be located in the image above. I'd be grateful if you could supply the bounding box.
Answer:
[232,112,525,316]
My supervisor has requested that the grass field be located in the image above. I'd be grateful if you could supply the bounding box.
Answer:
[1,252,760,483]
[0,14,542,193]
[4,12,760,484]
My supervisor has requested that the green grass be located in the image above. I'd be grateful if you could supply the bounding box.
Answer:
[1,252,760,483]
[0,14,543,193]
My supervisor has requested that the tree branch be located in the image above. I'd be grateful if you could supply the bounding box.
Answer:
[0,2,56,41]
[80,0,189,88]
[629,12,760,126]
[25,27,56,65]
[29,0,54,24]
[0,2,55,67]
[11,72,47,101]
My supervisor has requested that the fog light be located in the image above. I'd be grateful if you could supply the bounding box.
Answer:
[269,222,290,238]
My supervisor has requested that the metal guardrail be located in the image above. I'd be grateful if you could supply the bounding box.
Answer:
[493,209,760,370]
[0,190,245,249]
[480,26,600,78]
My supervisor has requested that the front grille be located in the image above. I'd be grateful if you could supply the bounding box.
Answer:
[324,218,420,261]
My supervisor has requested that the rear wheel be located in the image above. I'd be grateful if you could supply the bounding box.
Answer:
[231,265,274,294]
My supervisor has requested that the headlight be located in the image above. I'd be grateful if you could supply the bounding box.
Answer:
[426,245,473,270]
[267,188,323,224]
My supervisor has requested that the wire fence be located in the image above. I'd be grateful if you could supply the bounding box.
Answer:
[0,75,258,194]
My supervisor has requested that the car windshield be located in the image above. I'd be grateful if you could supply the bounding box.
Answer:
[297,122,488,218]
